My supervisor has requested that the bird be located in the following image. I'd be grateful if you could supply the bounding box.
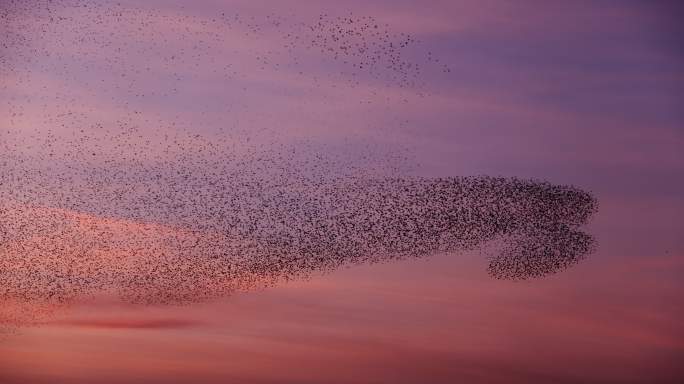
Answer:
[0,0,596,334]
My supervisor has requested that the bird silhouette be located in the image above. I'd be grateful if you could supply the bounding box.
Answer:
[1,0,596,334]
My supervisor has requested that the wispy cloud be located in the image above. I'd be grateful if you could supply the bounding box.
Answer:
[49,317,201,330]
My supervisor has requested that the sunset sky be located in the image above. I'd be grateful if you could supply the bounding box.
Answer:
[1,0,683,383]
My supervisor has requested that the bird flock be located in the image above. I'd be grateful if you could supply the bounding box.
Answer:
[1,0,597,333]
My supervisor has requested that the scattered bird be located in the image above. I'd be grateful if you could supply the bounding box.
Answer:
[0,0,596,334]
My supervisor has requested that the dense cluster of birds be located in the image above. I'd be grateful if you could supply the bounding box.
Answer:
[0,0,597,333]
[1,127,597,331]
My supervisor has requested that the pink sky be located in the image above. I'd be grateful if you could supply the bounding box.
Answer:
[1,0,683,382]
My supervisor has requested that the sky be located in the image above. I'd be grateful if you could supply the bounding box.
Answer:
[1,0,683,383]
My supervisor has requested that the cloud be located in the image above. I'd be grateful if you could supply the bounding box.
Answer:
[49,317,200,330]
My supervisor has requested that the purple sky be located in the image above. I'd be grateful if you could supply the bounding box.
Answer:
[1,0,683,383]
